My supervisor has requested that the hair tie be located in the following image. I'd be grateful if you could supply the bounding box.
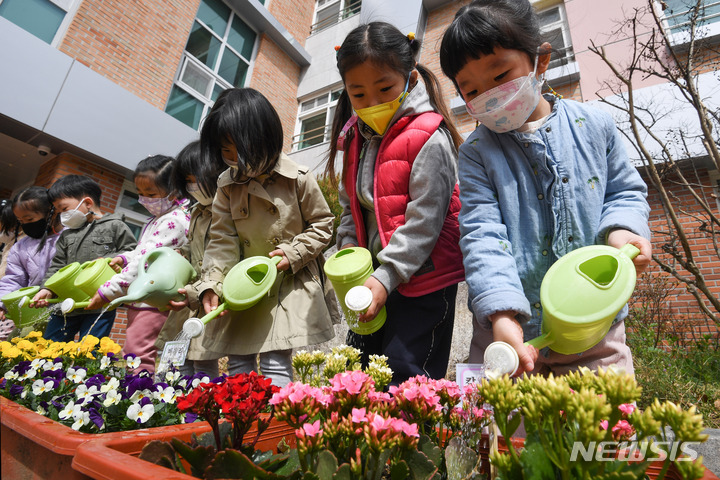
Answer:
[407,32,415,41]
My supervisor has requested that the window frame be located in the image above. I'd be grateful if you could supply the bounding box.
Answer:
[310,0,361,35]
[293,86,343,151]
[0,0,81,46]
[115,179,151,240]
[661,0,720,48]
[165,0,260,130]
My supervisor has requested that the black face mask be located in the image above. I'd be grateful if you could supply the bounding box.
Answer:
[20,218,47,239]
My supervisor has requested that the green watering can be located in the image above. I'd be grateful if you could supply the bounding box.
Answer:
[323,247,386,335]
[1,286,49,327]
[43,262,91,303]
[58,258,119,313]
[105,247,196,311]
[182,255,282,338]
[484,243,640,377]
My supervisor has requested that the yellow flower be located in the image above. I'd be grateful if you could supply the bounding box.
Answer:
[2,346,22,359]
[26,331,43,339]
[99,337,121,355]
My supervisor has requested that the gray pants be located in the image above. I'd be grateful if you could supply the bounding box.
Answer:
[226,349,293,388]
[177,359,220,380]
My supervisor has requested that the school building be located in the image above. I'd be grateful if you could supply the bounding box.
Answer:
[1,0,718,344]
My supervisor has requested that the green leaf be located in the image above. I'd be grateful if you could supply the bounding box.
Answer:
[171,437,216,477]
[401,448,439,480]
[444,437,478,480]
[390,460,410,480]
[518,436,555,480]
[138,440,181,471]
[418,434,443,467]
[506,413,523,439]
[314,450,339,480]
[205,448,287,480]
[332,463,352,480]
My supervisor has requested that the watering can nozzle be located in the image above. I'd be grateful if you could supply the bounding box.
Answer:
[182,318,205,338]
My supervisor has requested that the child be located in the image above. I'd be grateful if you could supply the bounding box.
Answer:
[0,198,21,277]
[439,0,652,376]
[326,22,465,386]
[198,87,336,388]
[0,187,61,339]
[156,141,223,379]
[33,176,136,341]
[86,156,190,373]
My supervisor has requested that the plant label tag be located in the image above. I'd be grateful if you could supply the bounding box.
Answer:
[158,340,190,371]
[456,363,485,386]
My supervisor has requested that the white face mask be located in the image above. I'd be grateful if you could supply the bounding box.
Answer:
[187,183,213,206]
[466,56,543,133]
[60,197,91,229]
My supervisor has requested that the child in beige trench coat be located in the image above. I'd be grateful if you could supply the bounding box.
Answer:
[197,88,338,387]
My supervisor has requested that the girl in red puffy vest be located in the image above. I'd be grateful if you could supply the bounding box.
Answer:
[325,22,465,386]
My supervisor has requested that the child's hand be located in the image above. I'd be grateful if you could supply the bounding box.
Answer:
[31,288,56,308]
[201,290,226,316]
[268,249,290,271]
[0,309,5,321]
[341,243,357,250]
[607,229,652,274]
[490,311,538,376]
[167,288,190,311]
[359,276,388,323]
[109,256,124,273]
[85,293,108,310]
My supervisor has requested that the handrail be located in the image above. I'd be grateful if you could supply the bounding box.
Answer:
[310,0,361,35]
[548,45,575,70]
[664,1,720,29]
[291,124,329,150]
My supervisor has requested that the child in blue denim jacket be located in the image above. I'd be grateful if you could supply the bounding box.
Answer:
[440,0,653,376]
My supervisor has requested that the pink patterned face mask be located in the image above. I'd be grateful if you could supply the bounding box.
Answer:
[465,56,543,133]
[138,195,174,217]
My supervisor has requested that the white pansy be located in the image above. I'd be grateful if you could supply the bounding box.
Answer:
[67,367,87,383]
[31,379,54,396]
[4,370,18,380]
[44,360,63,371]
[127,403,155,423]
[75,384,99,404]
[155,386,176,403]
[103,389,121,407]
[58,401,76,420]
[100,377,120,393]
[164,370,181,383]
[71,409,90,430]
[129,389,151,403]
[100,356,111,369]
[191,376,210,388]
[19,367,38,380]
[36,404,47,415]
[126,356,141,369]
[30,358,46,369]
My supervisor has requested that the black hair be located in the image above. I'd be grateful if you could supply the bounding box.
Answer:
[0,199,18,238]
[200,88,283,181]
[12,186,55,252]
[440,0,543,86]
[172,140,223,200]
[134,155,175,196]
[48,174,102,207]
[326,22,462,184]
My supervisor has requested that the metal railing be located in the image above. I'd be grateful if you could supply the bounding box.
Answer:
[664,0,720,32]
[310,0,362,35]
[548,45,576,71]
[291,124,330,151]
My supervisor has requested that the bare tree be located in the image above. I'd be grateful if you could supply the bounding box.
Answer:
[588,0,720,327]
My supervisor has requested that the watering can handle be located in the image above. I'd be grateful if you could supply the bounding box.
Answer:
[619,243,640,260]
[271,255,282,266]
[199,301,228,325]
[141,249,162,274]
[525,333,554,350]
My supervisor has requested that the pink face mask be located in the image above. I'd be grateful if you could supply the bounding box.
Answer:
[138,195,174,217]
[465,56,543,133]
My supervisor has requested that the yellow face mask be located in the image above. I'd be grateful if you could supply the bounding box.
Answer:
[354,76,410,135]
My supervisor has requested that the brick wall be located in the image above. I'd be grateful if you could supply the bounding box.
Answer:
[249,34,302,152]
[58,0,199,110]
[33,154,130,345]
[268,0,315,47]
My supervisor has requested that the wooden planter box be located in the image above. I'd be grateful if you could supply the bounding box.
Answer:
[0,396,212,480]
[72,417,297,480]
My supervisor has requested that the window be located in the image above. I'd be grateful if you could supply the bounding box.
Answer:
[0,0,79,45]
[293,88,342,151]
[165,0,258,129]
[537,3,575,71]
[663,0,720,41]
[115,181,150,240]
[310,0,361,35]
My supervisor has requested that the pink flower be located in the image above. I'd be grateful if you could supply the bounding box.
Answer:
[141,249,146,255]
[618,403,636,416]
[155,242,163,248]
[168,221,176,229]
[171,238,179,246]
[301,420,322,437]
[330,371,371,395]
[612,420,634,440]
[351,408,367,424]
[600,420,609,430]
[153,231,159,236]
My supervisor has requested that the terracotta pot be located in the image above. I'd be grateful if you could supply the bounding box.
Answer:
[72,416,297,480]
[0,396,211,480]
